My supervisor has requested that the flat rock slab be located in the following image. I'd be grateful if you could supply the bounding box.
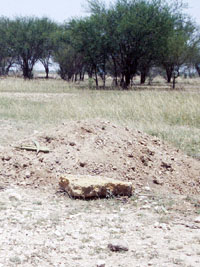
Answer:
[59,175,134,198]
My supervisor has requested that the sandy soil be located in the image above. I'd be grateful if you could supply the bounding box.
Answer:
[0,119,200,266]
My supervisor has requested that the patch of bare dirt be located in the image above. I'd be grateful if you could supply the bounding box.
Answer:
[0,119,199,197]
[0,186,200,267]
[0,120,200,267]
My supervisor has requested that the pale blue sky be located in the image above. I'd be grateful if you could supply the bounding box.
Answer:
[1,0,200,24]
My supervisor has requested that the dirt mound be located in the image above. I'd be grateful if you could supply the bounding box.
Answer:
[0,120,199,196]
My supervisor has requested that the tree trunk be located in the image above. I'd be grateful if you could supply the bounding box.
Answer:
[172,70,179,89]
[88,66,93,79]
[75,73,77,82]
[112,56,118,87]
[112,78,118,87]
[102,74,106,89]
[45,66,49,79]
[172,76,176,89]
[94,67,98,88]
[102,61,106,89]
[22,64,33,79]
[120,75,125,88]
[79,72,82,81]
[166,67,173,83]
[81,71,85,81]
[124,72,131,88]
[195,64,200,77]
[140,71,146,84]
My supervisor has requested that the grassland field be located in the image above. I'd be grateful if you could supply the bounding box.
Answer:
[0,75,199,158]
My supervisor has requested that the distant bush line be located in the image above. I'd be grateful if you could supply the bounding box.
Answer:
[0,0,200,89]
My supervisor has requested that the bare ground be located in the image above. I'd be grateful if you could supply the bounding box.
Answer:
[0,119,200,267]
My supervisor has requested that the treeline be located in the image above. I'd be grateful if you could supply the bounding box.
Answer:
[0,0,200,88]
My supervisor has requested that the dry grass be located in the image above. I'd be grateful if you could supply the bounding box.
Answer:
[0,76,199,157]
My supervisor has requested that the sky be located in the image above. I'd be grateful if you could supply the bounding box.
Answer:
[1,0,200,25]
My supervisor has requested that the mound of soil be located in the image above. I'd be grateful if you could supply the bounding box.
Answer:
[0,120,199,196]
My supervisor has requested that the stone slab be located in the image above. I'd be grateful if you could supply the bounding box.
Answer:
[59,175,134,198]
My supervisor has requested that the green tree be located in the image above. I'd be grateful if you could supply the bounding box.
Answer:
[53,25,85,81]
[157,0,197,86]
[88,0,179,88]
[186,32,200,77]
[68,14,109,88]
[38,19,59,79]
[0,17,16,75]
[9,17,56,79]
[194,53,200,76]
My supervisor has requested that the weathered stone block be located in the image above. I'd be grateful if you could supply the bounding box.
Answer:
[59,175,134,198]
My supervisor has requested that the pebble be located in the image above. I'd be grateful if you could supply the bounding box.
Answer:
[108,241,129,252]
[25,171,31,178]
[139,196,147,200]
[54,230,62,237]
[141,205,151,210]
[144,186,151,191]
[155,223,170,230]
[97,260,106,267]
[194,216,200,223]
[161,206,168,214]
[9,193,22,201]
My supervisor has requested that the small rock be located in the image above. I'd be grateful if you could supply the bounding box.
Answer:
[25,171,31,178]
[140,156,149,166]
[79,162,87,167]
[108,242,129,252]
[144,186,151,191]
[154,206,159,212]
[154,222,169,230]
[54,230,62,237]
[153,177,164,185]
[39,157,44,162]
[97,260,106,267]
[161,206,168,214]
[161,161,172,169]
[139,196,147,200]
[69,142,76,146]
[154,222,160,228]
[141,205,151,210]
[186,252,192,256]
[2,154,12,161]
[194,216,200,223]
[9,256,21,264]
[9,193,22,201]
[160,223,168,230]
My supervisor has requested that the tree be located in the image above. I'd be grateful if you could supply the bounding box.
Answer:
[53,26,85,81]
[88,0,179,88]
[67,14,109,88]
[0,17,16,75]
[186,31,200,77]
[9,17,56,79]
[157,0,197,85]
[38,19,59,79]
[55,44,84,81]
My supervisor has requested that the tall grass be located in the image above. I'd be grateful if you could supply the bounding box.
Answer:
[0,77,199,157]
